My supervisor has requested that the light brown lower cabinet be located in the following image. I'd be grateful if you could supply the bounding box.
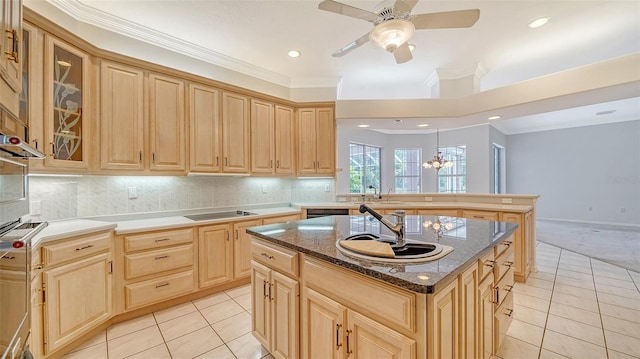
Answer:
[233,219,263,279]
[40,238,112,354]
[251,260,299,359]
[303,287,415,359]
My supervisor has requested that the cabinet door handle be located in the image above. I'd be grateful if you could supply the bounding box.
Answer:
[225,157,228,166]
[5,29,18,62]
[139,151,142,162]
[33,139,38,150]
[268,283,273,301]
[226,231,230,241]
[270,160,273,168]
[75,244,94,251]
[156,282,169,288]
[276,160,280,168]
[50,143,55,157]
[152,152,156,163]
[495,287,500,304]
[336,324,342,349]
[235,229,239,240]
[346,329,352,354]
[155,238,170,243]
[216,156,219,166]
[155,255,169,260]
[263,280,268,298]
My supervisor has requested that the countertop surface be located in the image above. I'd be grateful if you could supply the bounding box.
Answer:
[247,215,518,294]
[294,201,533,212]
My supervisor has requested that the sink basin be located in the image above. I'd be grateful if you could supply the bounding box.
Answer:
[336,234,454,263]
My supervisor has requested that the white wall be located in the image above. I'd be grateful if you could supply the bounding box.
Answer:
[336,125,494,194]
[489,125,508,193]
[506,120,640,225]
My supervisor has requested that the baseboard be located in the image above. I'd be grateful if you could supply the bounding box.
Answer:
[537,217,640,229]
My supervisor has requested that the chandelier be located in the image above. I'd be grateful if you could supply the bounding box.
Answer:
[423,128,453,171]
[423,217,454,236]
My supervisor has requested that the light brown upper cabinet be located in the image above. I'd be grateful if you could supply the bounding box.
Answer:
[148,73,186,172]
[250,100,295,175]
[100,61,144,171]
[100,60,186,174]
[189,83,221,173]
[297,107,335,176]
[43,35,90,171]
[222,91,250,173]
[0,0,22,117]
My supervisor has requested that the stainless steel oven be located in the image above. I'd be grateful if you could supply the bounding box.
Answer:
[0,134,45,359]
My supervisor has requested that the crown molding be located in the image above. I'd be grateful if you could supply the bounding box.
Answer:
[45,0,297,87]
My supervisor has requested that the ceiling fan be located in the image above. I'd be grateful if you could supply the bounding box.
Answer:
[318,0,480,64]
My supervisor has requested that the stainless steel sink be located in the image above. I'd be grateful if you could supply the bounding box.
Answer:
[336,234,454,263]
[184,210,256,221]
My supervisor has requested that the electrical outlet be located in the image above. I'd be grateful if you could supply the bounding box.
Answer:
[31,200,41,215]
[424,197,432,202]
[324,184,331,192]
[621,208,626,213]
[501,198,513,204]
[128,187,138,199]
[262,185,267,194]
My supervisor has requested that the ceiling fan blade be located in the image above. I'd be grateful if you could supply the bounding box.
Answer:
[393,42,413,64]
[318,0,378,23]
[394,0,419,14]
[411,9,480,29]
[332,32,370,57]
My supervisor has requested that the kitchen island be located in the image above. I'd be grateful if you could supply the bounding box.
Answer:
[247,214,518,359]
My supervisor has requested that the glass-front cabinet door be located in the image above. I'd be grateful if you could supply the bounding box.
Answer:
[43,35,89,170]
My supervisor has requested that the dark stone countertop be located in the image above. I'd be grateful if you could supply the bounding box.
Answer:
[247,215,518,294]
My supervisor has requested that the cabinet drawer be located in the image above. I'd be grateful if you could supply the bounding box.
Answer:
[461,210,499,221]
[495,268,514,307]
[125,269,194,310]
[0,248,27,271]
[251,239,299,277]
[494,245,515,281]
[478,249,495,282]
[124,244,193,280]
[262,214,300,225]
[494,235,514,258]
[304,257,415,333]
[414,209,459,216]
[124,228,193,252]
[494,291,514,352]
[42,232,111,267]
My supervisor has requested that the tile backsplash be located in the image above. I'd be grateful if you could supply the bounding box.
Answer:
[28,175,335,221]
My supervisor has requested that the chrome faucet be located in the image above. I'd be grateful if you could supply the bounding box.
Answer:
[359,204,406,248]
[368,185,382,200]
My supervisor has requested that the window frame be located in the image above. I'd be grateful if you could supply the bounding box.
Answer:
[437,145,467,193]
[349,142,381,194]
[394,148,422,194]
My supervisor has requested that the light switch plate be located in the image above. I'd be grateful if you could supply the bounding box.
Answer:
[128,187,138,199]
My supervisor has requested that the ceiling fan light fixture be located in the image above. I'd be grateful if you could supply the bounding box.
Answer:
[369,19,415,52]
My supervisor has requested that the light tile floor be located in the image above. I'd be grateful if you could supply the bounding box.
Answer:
[63,241,640,359]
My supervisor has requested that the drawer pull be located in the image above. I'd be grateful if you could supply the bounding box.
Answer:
[502,241,512,247]
[155,255,169,260]
[473,215,484,219]
[483,260,496,268]
[346,329,352,354]
[155,282,170,288]
[1,256,15,260]
[336,323,342,349]
[75,245,94,251]
[505,308,514,317]
[155,238,170,243]
[505,285,513,293]
[504,261,514,267]
[261,252,274,260]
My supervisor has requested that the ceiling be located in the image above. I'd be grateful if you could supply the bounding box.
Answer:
[27,0,640,133]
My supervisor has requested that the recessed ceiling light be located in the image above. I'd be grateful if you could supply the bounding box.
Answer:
[287,50,301,58]
[488,115,501,120]
[408,44,416,52]
[358,124,370,128]
[417,124,429,127]
[528,17,549,28]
